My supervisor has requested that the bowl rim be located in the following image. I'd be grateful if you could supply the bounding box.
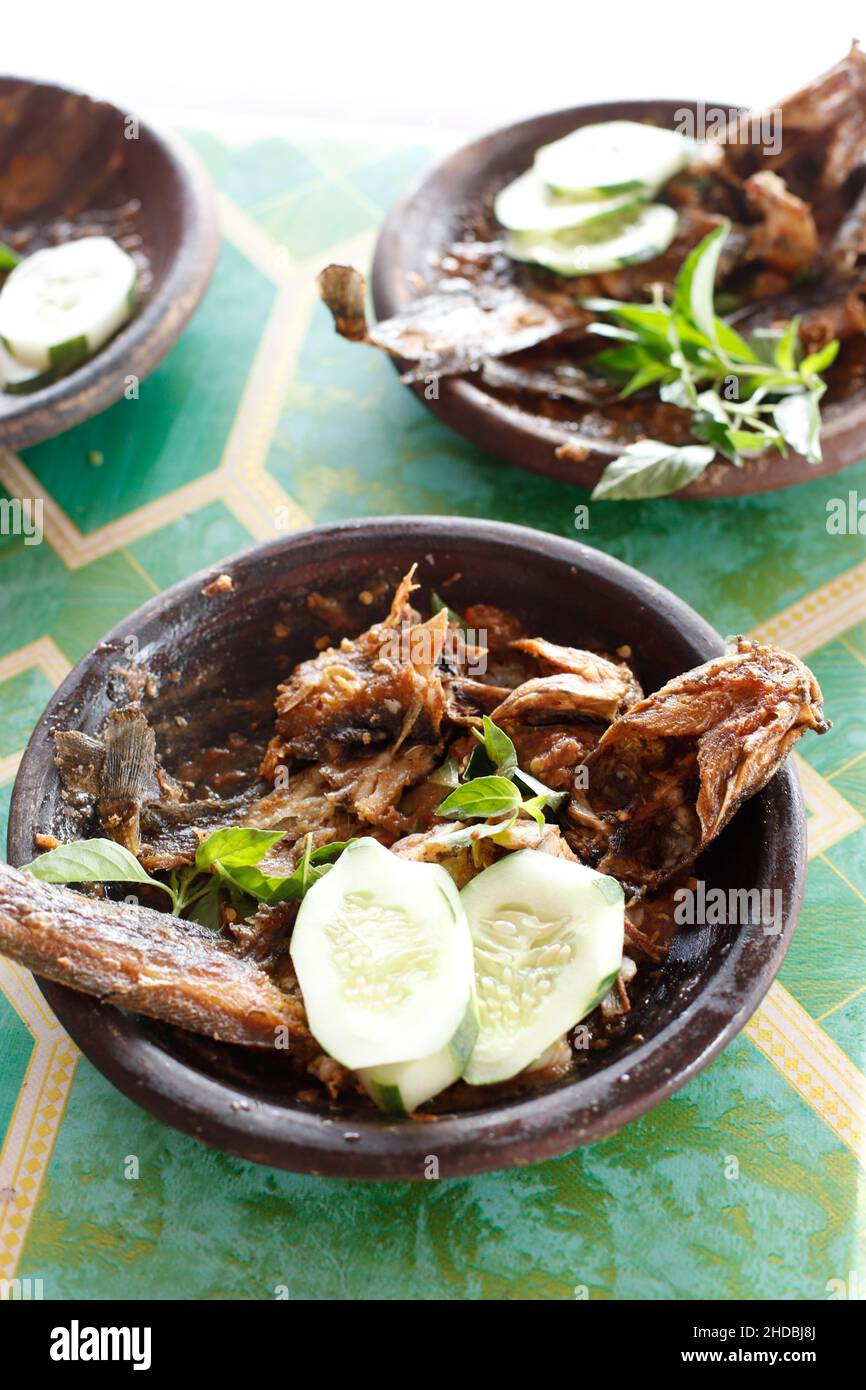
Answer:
[371,96,866,500]
[0,73,219,449]
[7,516,806,1178]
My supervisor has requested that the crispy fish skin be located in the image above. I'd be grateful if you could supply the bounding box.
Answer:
[584,638,828,889]
[491,664,637,728]
[510,639,642,705]
[317,264,583,382]
[262,570,447,771]
[0,861,313,1054]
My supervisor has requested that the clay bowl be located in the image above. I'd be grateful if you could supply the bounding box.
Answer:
[0,76,218,448]
[8,517,806,1178]
[372,99,866,498]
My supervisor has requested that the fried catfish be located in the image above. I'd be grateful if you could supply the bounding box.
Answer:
[262,568,448,772]
[317,264,586,383]
[0,860,313,1054]
[583,638,828,890]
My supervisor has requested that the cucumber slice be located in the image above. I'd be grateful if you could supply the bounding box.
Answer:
[290,837,475,1071]
[0,342,55,394]
[460,850,624,1085]
[0,236,137,370]
[534,120,694,199]
[505,202,678,278]
[359,999,478,1114]
[494,167,639,233]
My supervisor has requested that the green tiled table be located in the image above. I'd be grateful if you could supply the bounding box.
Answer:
[0,123,864,1301]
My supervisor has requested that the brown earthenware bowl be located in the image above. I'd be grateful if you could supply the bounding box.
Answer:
[8,517,806,1178]
[372,99,866,498]
[0,76,218,448]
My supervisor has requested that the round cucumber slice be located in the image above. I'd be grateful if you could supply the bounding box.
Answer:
[534,120,694,199]
[494,167,639,233]
[505,202,678,278]
[359,999,478,1114]
[0,342,55,394]
[290,837,475,1071]
[0,236,137,370]
[460,849,624,1085]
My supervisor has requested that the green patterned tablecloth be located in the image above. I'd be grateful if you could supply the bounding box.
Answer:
[0,124,864,1301]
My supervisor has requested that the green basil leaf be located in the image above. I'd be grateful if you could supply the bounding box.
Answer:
[0,241,19,270]
[513,766,568,812]
[430,592,465,628]
[185,877,222,930]
[24,838,172,900]
[519,794,548,830]
[673,220,730,344]
[215,862,287,905]
[800,339,840,378]
[691,414,742,464]
[619,360,675,399]
[773,315,800,371]
[773,392,823,465]
[268,836,356,904]
[437,775,522,820]
[429,811,519,849]
[427,756,460,788]
[591,440,715,500]
[590,343,668,380]
[308,838,355,866]
[194,826,284,872]
[472,715,518,776]
[726,427,775,455]
[748,327,786,365]
[712,316,760,364]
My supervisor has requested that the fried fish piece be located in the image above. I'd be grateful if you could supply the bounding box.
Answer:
[317,743,441,838]
[510,639,642,702]
[55,718,253,872]
[509,724,603,792]
[743,171,819,275]
[317,264,584,383]
[244,764,361,849]
[491,661,637,728]
[58,707,184,856]
[0,861,313,1054]
[584,638,828,889]
[262,569,447,772]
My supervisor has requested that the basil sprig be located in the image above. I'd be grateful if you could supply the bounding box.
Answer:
[24,839,174,901]
[25,827,354,922]
[584,219,839,499]
[434,715,567,841]
[437,774,523,820]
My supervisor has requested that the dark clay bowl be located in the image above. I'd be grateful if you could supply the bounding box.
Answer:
[372,99,866,498]
[0,76,218,448]
[7,518,806,1178]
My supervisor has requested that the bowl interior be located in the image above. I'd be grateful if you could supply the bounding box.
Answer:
[372,99,866,497]
[8,519,804,1176]
[0,77,216,444]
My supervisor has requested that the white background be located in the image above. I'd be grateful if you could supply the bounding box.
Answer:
[4,1,865,136]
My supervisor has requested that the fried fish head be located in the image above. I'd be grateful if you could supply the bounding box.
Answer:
[584,638,828,890]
